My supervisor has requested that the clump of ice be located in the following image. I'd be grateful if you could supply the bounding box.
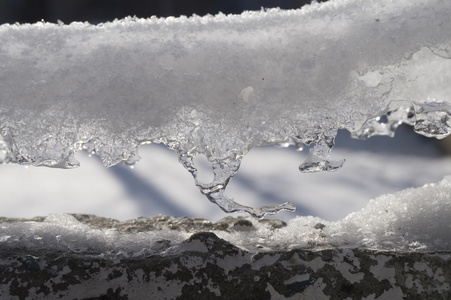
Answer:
[1,0,451,217]
[1,176,450,254]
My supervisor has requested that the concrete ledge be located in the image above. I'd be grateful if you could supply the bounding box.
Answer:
[1,215,450,299]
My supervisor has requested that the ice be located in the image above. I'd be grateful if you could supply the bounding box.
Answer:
[0,214,189,256]
[1,0,451,217]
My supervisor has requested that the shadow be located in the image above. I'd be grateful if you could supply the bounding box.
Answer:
[335,124,444,157]
[109,164,190,218]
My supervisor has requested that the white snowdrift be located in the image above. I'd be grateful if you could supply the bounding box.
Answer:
[280,176,451,251]
[1,0,451,217]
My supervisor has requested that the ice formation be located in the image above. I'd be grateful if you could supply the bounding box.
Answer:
[0,0,451,217]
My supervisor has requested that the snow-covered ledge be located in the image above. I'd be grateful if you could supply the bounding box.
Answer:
[1,0,451,298]
[0,213,450,299]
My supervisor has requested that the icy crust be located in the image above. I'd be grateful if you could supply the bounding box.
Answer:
[1,0,451,217]
[0,214,190,257]
[1,176,451,254]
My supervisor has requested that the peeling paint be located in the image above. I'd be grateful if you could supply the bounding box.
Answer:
[333,250,364,284]
[370,255,395,284]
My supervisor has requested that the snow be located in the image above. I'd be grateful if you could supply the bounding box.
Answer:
[1,0,451,251]
[0,213,190,256]
[281,174,451,251]
[1,0,451,217]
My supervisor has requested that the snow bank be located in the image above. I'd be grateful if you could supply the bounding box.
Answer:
[1,0,451,217]
[217,176,451,252]
[1,176,450,253]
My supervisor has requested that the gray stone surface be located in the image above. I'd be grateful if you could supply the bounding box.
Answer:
[1,215,450,299]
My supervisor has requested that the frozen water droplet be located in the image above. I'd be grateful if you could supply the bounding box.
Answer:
[278,142,291,148]
[293,138,305,152]
[299,131,345,173]
[299,157,345,173]
[124,151,140,167]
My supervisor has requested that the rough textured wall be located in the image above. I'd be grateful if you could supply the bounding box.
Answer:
[0,215,450,299]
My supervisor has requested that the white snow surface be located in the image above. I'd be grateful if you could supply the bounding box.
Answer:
[229,174,451,251]
[1,175,450,254]
[1,0,451,217]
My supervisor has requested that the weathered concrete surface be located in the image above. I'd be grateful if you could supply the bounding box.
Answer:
[0,215,450,299]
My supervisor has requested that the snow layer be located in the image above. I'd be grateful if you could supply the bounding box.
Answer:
[1,176,450,254]
[1,0,451,217]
